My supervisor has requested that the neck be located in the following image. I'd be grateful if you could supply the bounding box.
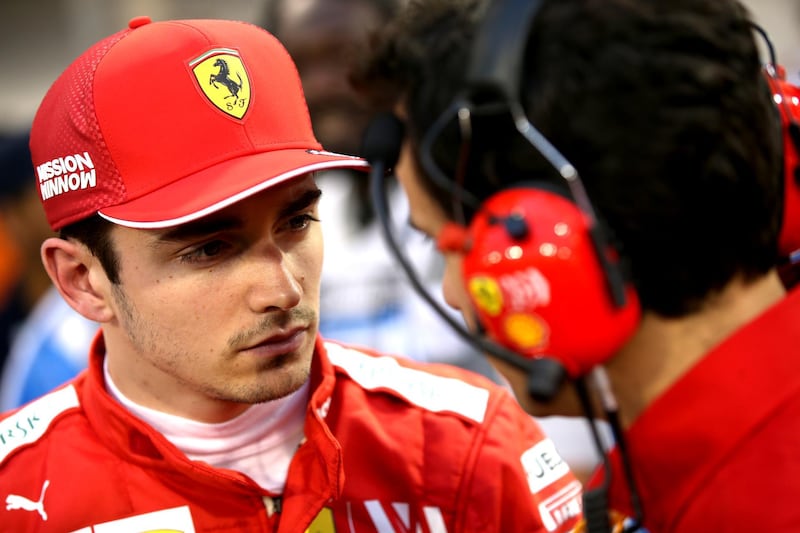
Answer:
[605,270,786,427]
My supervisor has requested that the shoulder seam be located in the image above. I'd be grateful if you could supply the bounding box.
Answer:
[324,341,491,423]
[0,385,81,464]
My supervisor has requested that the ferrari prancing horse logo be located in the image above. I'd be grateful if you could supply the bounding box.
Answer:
[190,48,251,119]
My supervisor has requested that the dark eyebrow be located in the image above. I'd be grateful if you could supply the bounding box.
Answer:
[153,216,243,245]
[280,188,322,219]
[151,187,323,245]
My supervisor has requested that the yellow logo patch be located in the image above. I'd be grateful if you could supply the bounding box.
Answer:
[190,48,251,119]
[468,276,504,316]
[305,507,335,532]
[504,312,548,350]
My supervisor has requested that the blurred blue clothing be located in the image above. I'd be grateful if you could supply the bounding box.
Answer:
[0,286,97,411]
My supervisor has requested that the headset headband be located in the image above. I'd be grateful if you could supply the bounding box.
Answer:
[466,0,544,102]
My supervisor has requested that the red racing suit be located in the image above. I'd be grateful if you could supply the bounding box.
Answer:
[0,335,583,532]
[589,286,800,531]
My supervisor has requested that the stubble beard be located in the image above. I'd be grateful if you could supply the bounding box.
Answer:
[110,282,318,405]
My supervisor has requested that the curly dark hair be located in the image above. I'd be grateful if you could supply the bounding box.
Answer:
[353,0,783,317]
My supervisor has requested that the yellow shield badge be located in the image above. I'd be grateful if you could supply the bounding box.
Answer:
[190,48,251,119]
[468,276,504,316]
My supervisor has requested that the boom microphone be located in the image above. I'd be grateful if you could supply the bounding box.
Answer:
[361,112,405,173]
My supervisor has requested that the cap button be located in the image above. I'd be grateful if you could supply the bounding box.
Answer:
[128,16,152,29]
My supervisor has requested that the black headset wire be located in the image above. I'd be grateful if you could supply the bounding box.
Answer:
[418,99,483,211]
[573,376,612,533]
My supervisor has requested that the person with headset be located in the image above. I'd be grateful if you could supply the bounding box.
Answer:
[0,15,584,533]
[353,0,800,530]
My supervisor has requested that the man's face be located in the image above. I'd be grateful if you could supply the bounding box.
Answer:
[393,138,475,323]
[98,175,323,421]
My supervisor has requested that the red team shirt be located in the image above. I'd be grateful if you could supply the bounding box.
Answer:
[592,287,800,532]
[0,335,582,532]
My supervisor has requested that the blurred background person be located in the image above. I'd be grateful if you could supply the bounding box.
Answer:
[0,131,97,411]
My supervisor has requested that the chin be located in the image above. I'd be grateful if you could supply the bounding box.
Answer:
[517,392,585,418]
[488,356,585,417]
[256,352,312,400]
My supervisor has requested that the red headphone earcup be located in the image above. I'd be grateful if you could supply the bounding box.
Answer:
[769,74,800,257]
[462,188,640,377]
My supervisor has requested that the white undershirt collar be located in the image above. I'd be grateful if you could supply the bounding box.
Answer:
[104,359,308,493]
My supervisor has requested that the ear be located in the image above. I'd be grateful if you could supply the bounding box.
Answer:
[40,237,114,323]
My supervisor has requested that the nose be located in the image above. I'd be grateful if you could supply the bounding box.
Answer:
[247,249,303,312]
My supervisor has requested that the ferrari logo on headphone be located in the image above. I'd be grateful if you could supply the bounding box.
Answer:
[468,276,504,316]
[190,48,251,119]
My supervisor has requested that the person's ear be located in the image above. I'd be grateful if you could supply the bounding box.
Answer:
[40,237,114,323]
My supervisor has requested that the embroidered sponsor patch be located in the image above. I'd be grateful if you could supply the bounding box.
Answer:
[325,342,489,423]
[306,507,335,533]
[190,48,251,119]
[537,480,583,532]
[37,152,97,201]
[69,505,195,533]
[364,501,448,533]
[5,479,50,522]
[0,385,80,463]
[520,438,571,493]
[305,503,448,533]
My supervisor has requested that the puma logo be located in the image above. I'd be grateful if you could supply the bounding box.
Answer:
[5,480,50,521]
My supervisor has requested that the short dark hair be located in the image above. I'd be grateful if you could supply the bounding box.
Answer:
[354,0,783,317]
[60,215,121,284]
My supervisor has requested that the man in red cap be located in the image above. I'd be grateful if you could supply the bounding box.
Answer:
[0,17,582,532]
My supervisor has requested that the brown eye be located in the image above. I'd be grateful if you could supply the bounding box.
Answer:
[179,240,230,264]
[287,214,320,231]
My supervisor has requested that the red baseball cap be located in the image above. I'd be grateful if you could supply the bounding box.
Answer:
[30,16,368,230]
